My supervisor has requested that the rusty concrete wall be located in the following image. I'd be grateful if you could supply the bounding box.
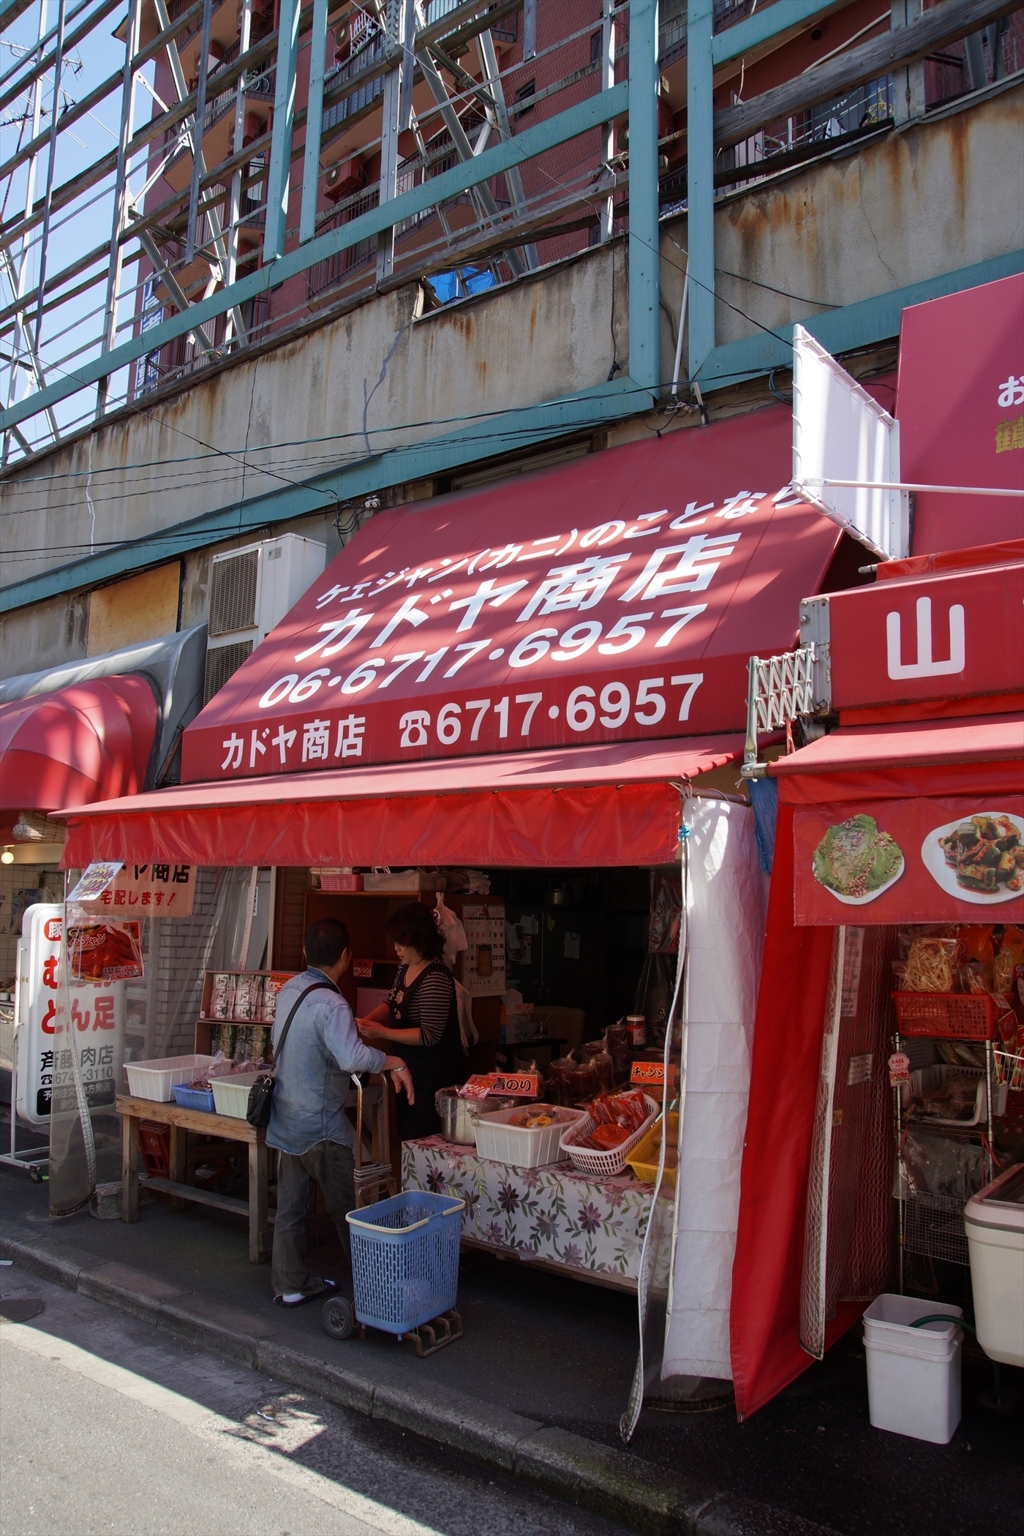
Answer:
[659,81,1024,347]
[0,249,625,599]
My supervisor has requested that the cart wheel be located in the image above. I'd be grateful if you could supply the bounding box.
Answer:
[321,1295,354,1340]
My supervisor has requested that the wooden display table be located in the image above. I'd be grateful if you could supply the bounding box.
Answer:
[117,1094,271,1263]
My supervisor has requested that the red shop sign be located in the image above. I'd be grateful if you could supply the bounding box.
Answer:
[793,797,1024,925]
[182,413,841,779]
[807,560,1024,714]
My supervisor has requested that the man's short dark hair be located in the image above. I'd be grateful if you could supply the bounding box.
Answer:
[304,918,351,967]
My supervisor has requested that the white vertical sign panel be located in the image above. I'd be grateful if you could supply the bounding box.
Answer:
[16,904,126,1128]
[792,325,909,560]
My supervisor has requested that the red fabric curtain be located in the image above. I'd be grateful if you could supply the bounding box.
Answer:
[730,803,863,1418]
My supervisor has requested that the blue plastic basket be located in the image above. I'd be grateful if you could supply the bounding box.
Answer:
[173,1083,215,1112]
[345,1191,464,1335]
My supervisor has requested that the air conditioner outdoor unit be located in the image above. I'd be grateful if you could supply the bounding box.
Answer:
[204,533,326,702]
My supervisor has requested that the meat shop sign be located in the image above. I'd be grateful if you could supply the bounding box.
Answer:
[183,453,838,780]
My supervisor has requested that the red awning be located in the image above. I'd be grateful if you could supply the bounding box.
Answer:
[0,676,158,838]
[59,733,742,869]
[181,405,841,784]
[770,714,1024,803]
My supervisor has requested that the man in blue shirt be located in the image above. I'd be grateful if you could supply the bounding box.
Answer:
[268,918,414,1306]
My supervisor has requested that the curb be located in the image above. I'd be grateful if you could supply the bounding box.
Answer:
[1,1227,841,1536]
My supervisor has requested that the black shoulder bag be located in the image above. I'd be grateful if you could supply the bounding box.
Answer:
[246,981,335,1128]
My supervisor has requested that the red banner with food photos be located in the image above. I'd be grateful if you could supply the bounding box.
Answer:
[793,798,1024,925]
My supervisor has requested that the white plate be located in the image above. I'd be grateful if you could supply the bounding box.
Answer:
[921,811,1024,904]
[814,854,905,906]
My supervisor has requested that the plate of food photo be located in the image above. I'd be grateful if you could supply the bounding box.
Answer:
[922,811,1024,903]
[812,813,905,905]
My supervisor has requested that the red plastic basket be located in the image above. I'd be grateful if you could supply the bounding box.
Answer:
[892,991,999,1041]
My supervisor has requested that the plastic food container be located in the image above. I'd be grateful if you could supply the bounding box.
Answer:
[862,1293,962,1444]
[560,1094,658,1177]
[211,1071,262,1119]
[965,1162,1024,1369]
[434,1087,514,1144]
[625,1111,679,1186]
[475,1106,586,1168]
[125,1055,216,1102]
[172,1083,216,1112]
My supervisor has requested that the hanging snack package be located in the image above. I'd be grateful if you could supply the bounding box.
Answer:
[894,934,960,993]
[67,920,144,982]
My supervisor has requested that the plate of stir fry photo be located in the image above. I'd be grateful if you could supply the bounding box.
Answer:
[922,811,1024,903]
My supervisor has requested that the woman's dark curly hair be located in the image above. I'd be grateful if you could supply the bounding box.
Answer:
[385,901,445,962]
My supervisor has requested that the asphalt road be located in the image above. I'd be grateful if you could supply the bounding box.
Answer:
[0,1263,633,1536]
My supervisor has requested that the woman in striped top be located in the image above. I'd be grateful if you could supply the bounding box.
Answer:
[358,902,467,1139]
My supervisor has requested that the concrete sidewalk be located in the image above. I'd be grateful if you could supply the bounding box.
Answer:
[2,1168,1021,1536]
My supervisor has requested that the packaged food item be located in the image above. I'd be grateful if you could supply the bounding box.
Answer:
[582,1039,613,1093]
[232,973,264,1021]
[67,921,144,982]
[214,1022,237,1058]
[546,1055,575,1106]
[261,972,292,1022]
[605,1022,628,1078]
[208,973,235,1019]
[627,1015,647,1047]
[894,935,960,993]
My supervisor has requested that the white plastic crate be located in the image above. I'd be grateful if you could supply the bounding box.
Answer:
[474,1106,586,1168]
[211,1072,261,1119]
[559,1095,658,1177]
[124,1055,216,1102]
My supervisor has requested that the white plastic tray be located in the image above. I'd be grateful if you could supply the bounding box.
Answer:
[475,1106,586,1167]
[902,1063,1006,1127]
[559,1095,659,1177]
[211,1072,261,1119]
[124,1054,216,1102]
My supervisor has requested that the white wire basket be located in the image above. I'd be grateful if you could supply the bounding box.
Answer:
[559,1095,658,1177]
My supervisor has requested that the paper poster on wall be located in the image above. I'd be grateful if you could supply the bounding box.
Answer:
[794,798,1024,924]
[461,904,506,995]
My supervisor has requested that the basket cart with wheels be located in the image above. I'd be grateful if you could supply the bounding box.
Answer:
[346,1072,397,1210]
[321,1191,465,1356]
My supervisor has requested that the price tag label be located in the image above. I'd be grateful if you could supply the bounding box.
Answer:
[493,1073,542,1098]
[458,1072,541,1099]
[630,1061,678,1089]
[888,1051,911,1087]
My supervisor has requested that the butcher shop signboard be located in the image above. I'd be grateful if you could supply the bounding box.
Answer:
[182,414,842,780]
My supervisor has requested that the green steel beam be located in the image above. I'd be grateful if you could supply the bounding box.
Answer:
[694,248,1024,390]
[299,0,330,245]
[264,0,300,260]
[687,0,715,378]
[0,377,643,612]
[627,0,660,394]
[1,81,629,433]
[711,0,839,66]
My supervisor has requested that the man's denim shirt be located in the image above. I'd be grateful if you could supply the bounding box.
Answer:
[267,968,387,1156]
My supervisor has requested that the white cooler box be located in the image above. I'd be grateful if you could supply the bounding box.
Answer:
[965,1162,1024,1369]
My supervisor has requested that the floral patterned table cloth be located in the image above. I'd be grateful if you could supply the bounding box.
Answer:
[402,1136,654,1288]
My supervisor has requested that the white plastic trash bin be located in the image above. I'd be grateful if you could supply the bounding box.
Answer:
[862,1293,962,1444]
[965,1162,1024,1369]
